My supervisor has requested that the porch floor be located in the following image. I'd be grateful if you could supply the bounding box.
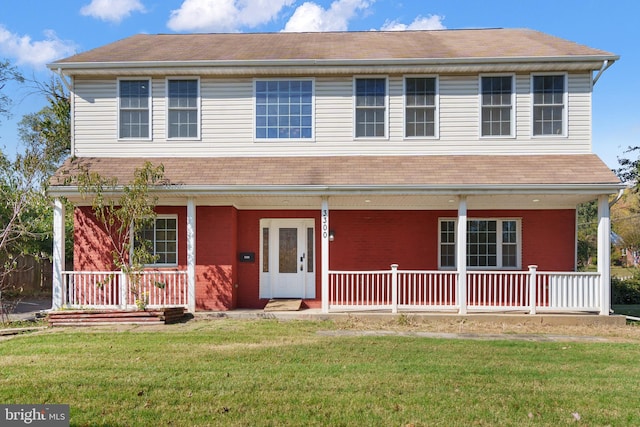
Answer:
[194,308,627,327]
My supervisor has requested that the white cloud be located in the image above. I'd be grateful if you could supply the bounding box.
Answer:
[167,0,295,32]
[380,15,446,31]
[0,26,77,68]
[283,0,372,32]
[80,0,146,24]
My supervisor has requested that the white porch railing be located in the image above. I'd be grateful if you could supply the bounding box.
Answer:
[61,270,189,309]
[329,265,602,314]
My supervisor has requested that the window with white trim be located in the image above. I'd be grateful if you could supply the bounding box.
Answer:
[405,77,437,138]
[532,74,565,136]
[439,219,521,269]
[355,77,387,138]
[255,80,313,139]
[481,76,513,137]
[119,79,150,139]
[136,216,178,266]
[167,79,199,139]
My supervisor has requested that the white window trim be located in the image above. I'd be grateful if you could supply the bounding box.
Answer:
[252,78,316,142]
[438,218,522,270]
[165,77,201,141]
[132,214,179,268]
[117,77,152,141]
[530,72,568,138]
[353,76,389,140]
[479,74,516,139]
[403,75,439,140]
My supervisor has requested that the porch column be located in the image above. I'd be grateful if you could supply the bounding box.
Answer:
[457,196,468,315]
[187,197,196,313]
[597,195,611,316]
[51,198,65,310]
[321,197,329,313]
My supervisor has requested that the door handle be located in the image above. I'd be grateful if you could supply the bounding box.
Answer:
[300,253,305,262]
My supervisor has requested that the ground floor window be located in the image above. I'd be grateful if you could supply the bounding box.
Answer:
[136,215,178,266]
[439,218,521,269]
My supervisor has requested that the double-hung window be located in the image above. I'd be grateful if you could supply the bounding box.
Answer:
[136,216,178,266]
[439,219,520,269]
[119,79,150,139]
[255,80,313,140]
[355,78,387,138]
[532,74,566,136]
[167,79,199,139]
[481,75,514,137]
[405,77,437,138]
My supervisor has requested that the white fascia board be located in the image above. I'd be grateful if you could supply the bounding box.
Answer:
[47,55,618,75]
[48,182,625,199]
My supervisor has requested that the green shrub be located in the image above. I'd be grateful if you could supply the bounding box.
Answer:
[612,273,640,304]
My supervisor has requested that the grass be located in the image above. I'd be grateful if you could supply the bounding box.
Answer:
[1,319,640,426]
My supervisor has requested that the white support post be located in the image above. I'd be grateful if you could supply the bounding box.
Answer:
[597,195,611,316]
[187,197,197,313]
[528,265,538,315]
[321,198,330,313]
[120,271,128,309]
[51,198,65,310]
[457,196,468,314]
[391,264,399,314]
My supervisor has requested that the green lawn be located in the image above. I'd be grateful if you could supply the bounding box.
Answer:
[1,320,639,426]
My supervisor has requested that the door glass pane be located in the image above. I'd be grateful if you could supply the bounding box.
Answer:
[279,228,297,273]
[262,228,269,273]
[307,227,314,273]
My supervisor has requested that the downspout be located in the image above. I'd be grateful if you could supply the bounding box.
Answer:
[54,68,72,92]
[593,60,615,86]
[609,188,624,208]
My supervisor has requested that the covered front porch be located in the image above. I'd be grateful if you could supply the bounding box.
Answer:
[50,192,616,316]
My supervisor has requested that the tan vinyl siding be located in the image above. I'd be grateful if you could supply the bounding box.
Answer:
[315,77,353,142]
[388,77,404,141]
[567,73,592,141]
[73,79,117,154]
[439,75,478,142]
[202,79,253,143]
[71,73,593,157]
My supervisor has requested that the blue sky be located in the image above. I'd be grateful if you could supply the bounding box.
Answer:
[0,0,637,169]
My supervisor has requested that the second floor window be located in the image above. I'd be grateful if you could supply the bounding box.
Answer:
[255,80,313,139]
[119,79,150,139]
[533,75,565,136]
[481,76,513,137]
[355,78,387,138]
[168,79,199,139]
[405,77,437,137]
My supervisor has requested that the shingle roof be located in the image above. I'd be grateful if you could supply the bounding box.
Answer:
[50,155,620,189]
[51,29,615,65]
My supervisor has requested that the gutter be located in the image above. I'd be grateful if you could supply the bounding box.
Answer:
[47,54,620,72]
[47,182,626,198]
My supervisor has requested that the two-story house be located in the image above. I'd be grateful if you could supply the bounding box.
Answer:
[47,29,622,315]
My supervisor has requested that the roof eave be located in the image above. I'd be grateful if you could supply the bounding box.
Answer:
[47,55,619,72]
[47,182,625,199]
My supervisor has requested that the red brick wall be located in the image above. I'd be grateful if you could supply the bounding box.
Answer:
[195,206,238,310]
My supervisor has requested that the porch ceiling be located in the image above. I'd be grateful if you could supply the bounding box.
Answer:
[145,193,598,210]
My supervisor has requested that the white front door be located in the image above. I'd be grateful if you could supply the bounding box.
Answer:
[260,219,315,299]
